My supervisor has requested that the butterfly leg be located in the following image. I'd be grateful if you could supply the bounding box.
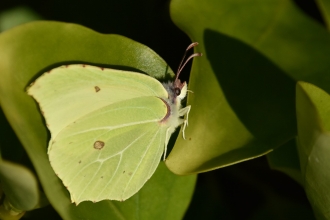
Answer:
[163,105,191,160]
[178,105,191,139]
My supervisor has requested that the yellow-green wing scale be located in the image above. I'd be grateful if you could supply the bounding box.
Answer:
[28,65,171,204]
[50,96,168,203]
[28,65,168,138]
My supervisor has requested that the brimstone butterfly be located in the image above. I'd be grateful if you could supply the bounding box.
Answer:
[28,42,202,204]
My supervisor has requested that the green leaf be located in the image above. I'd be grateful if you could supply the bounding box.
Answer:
[0,160,38,211]
[167,0,330,175]
[0,21,195,219]
[0,6,41,32]
[315,0,330,30]
[296,81,330,220]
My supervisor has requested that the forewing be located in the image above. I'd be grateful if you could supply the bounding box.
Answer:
[27,65,168,137]
[49,96,168,204]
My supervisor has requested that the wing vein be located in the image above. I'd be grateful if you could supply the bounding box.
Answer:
[76,159,103,201]
[70,119,159,136]
[95,130,149,200]
[55,127,119,180]
[120,127,161,199]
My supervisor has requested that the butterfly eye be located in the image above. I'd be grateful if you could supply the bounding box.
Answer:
[174,87,181,96]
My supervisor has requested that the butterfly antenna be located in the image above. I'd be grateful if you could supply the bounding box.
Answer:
[177,53,202,76]
[175,42,202,82]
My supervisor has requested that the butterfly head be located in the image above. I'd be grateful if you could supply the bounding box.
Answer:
[173,78,187,100]
[172,42,202,100]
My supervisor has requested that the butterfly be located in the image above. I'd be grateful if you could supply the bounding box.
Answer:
[28,42,202,204]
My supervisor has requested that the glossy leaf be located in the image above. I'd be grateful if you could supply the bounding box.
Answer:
[296,81,330,220]
[167,0,330,175]
[0,160,38,211]
[0,6,41,32]
[0,21,195,219]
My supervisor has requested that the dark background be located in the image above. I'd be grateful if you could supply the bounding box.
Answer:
[0,0,324,219]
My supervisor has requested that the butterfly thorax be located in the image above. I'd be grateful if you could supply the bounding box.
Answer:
[160,81,187,128]
[161,79,187,105]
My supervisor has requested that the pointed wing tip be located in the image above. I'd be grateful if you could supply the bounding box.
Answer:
[26,80,42,97]
[26,82,35,94]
